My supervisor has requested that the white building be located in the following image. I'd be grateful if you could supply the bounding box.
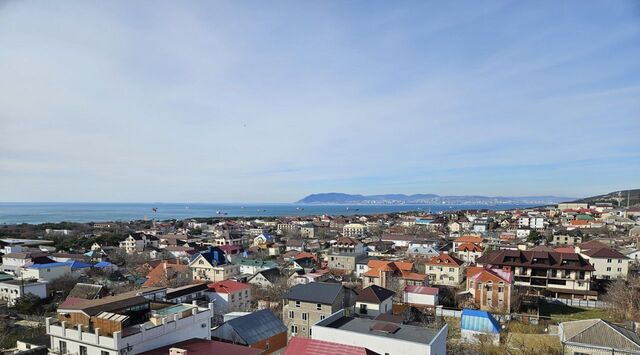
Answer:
[0,279,48,306]
[312,310,448,355]
[47,294,212,355]
[206,279,252,314]
[342,223,366,237]
[354,285,394,317]
[21,262,72,282]
[518,216,545,230]
[403,285,438,308]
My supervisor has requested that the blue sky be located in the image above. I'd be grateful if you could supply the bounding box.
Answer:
[0,1,639,202]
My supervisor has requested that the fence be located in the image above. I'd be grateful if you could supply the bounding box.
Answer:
[543,297,610,309]
[434,306,462,318]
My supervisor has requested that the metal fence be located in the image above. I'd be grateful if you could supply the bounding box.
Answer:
[543,297,610,309]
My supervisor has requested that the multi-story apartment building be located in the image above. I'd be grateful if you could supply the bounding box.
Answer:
[575,241,630,280]
[342,223,365,237]
[476,250,596,300]
[551,229,583,246]
[518,216,545,230]
[189,247,240,282]
[282,282,356,338]
[466,267,513,313]
[424,253,465,286]
[47,289,213,355]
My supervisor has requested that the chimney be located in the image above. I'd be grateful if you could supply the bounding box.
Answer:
[169,348,187,355]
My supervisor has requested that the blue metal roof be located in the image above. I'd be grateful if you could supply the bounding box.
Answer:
[461,309,501,333]
[94,261,113,268]
[65,261,92,269]
[27,262,69,269]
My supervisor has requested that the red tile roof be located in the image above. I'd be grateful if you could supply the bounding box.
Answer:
[425,253,464,267]
[454,235,483,244]
[208,279,250,293]
[285,337,372,355]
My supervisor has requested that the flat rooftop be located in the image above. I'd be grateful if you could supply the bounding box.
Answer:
[322,316,442,344]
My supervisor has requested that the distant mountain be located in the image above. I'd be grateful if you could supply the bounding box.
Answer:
[296,193,573,205]
[571,189,640,207]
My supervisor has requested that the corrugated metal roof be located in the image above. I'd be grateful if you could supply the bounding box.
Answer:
[461,309,500,333]
[225,309,287,345]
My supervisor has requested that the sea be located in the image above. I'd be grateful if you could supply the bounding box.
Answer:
[0,202,537,225]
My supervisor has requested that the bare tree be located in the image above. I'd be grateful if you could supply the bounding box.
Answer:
[604,275,640,321]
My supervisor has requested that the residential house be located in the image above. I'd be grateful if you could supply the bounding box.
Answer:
[559,319,640,354]
[476,250,596,300]
[311,310,448,355]
[362,260,428,289]
[21,262,72,282]
[248,268,283,288]
[189,247,240,282]
[424,253,465,287]
[119,233,159,254]
[552,230,583,246]
[288,269,331,286]
[143,261,192,288]
[0,279,47,306]
[207,279,252,314]
[403,285,439,308]
[211,309,287,354]
[465,266,513,313]
[237,259,278,275]
[253,233,274,247]
[327,237,367,272]
[355,285,395,317]
[576,241,630,280]
[282,282,356,338]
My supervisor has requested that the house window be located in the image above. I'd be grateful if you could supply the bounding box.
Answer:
[79,346,87,355]
[607,267,611,272]
[618,259,622,263]
[295,301,300,307]
[59,341,67,354]
[618,268,622,272]
[607,259,612,263]
[449,268,454,272]
[316,303,321,310]
[289,310,294,319]
[320,315,326,320]
[302,313,308,320]
[291,325,298,334]
[101,351,109,355]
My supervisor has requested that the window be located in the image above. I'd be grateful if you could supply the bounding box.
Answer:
[320,315,326,320]
[289,310,294,319]
[607,259,612,263]
[59,341,66,354]
[617,268,622,272]
[607,267,611,272]
[291,325,298,334]
[302,313,308,320]
[295,301,300,308]
[449,268,454,272]
[79,346,87,355]
[101,351,109,355]
[360,304,368,314]
[618,259,622,263]
[316,303,321,310]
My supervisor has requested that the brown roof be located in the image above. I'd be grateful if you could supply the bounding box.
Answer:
[59,293,149,316]
[140,338,260,355]
[425,253,464,267]
[476,250,594,271]
[356,285,395,303]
